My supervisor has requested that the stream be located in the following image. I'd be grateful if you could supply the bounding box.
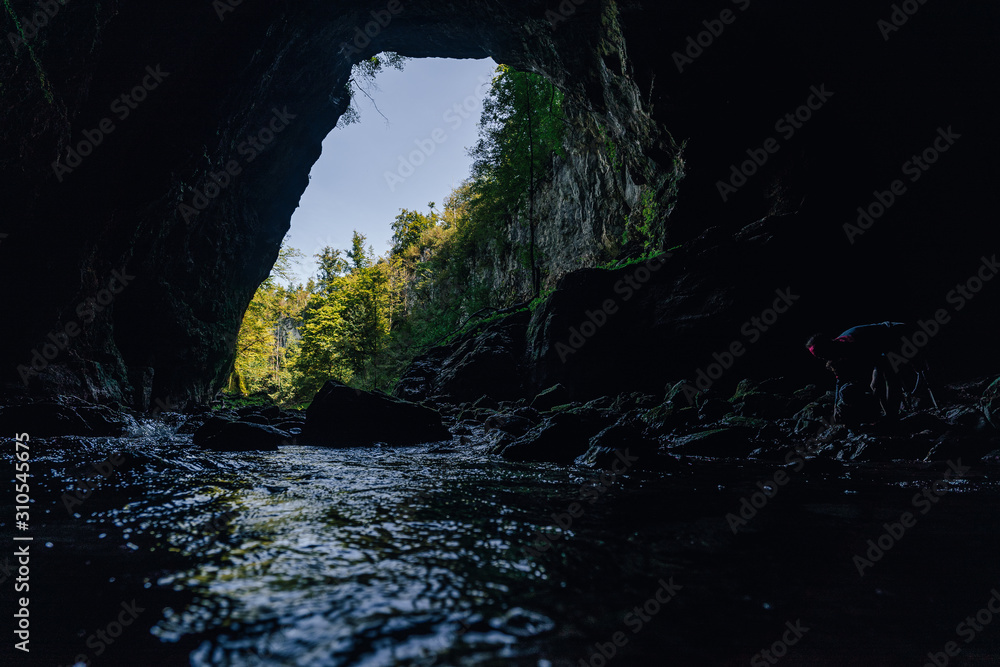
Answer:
[4,422,1000,666]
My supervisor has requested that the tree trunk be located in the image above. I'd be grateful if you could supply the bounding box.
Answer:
[525,81,538,298]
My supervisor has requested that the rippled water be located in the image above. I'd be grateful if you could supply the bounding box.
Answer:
[5,422,1000,666]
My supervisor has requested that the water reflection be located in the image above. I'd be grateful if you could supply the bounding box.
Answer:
[6,428,1000,665]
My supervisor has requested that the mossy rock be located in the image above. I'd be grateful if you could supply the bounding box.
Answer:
[499,411,609,463]
[731,378,756,402]
[665,427,753,458]
[576,424,658,468]
[531,384,571,411]
[643,404,699,436]
[792,384,823,403]
[609,391,656,413]
[793,401,833,434]
[664,379,699,409]
[698,398,734,423]
[720,414,770,431]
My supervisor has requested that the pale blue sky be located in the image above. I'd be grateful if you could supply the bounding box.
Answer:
[285,57,498,285]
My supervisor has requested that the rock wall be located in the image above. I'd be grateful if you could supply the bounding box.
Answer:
[0,0,672,406]
[1,0,998,407]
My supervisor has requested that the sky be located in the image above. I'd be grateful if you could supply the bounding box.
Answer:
[284,56,499,285]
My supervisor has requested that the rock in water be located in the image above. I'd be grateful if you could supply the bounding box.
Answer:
[302,381,451,447]
[198,421,289,452]
[0,402,130,437]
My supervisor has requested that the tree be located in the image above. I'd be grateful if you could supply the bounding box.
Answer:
[469,65,565,297]
[390,208,437,257]
[293,285,351,397]
[292,232,393,394]
[230,239,309,397]
[314,247,349,292]
[338,53,408,127]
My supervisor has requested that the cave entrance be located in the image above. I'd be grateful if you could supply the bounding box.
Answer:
[230,55,503,401]
[285,56,498,284]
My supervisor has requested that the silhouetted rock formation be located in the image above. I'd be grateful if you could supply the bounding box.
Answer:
[2,1,997,406]
[302,380,450,446]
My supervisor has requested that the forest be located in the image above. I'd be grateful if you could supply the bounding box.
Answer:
[227,62,568,405]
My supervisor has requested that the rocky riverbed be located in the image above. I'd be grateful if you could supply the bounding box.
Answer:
[3,375,1000,665]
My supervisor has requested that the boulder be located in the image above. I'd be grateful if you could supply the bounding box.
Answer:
[792,401,833,434]
[643,406,693,436]
[394,346,452,402]
[484,413,535,438]
[302,380,450,447]
[455,407,493,425]
[498,411,609,463]
[472,395,500,411]
[0,402,129,437]
[531,383,571,412]
[240,413,272,425]
[199,421,289,451]
[176,418,204,435]
[665,379,699,409]
[260,405,283,420]
[193,415,236,446]
[77,404,134,435]
[943,406,990,432]
[576,424,658,468]
[274,420,305,434]
[664,427,753,458]
[431,311,530,403]
[924,432,999,463]
[698,398,733,423]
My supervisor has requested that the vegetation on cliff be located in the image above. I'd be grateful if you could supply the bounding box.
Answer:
[227,64,644,404]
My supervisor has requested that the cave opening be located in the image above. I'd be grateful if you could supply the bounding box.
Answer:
[4,3,1000,664]
[231,55,509,400]
[285,56,498,284]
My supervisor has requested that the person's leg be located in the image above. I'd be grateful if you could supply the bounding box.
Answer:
[912,354,939,408]
[871,363,901,418]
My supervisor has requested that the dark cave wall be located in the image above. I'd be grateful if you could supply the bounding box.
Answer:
[1,0,666,406]
[1,0,997,407]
